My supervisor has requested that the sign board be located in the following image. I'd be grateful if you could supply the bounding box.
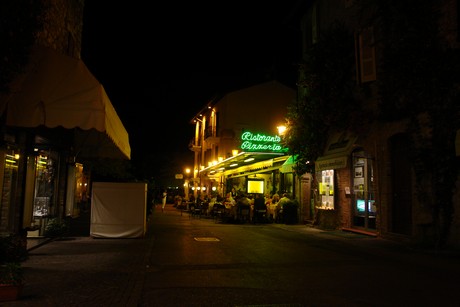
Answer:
[315,156,348,171]
[175,174,183,179]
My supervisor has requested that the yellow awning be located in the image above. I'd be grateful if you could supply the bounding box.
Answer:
[0,46,130,159]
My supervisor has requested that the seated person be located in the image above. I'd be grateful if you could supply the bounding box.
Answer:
[223,192,236,219]
[237,193,251,222]
[269,193,280,221]
[253,193,266,222]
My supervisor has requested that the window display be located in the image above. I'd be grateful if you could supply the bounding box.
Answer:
[33,152,56,217]
[318,169,334,210]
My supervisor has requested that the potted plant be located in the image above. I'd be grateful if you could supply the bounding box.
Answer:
[0,262,24,301]
[0,233,27,301]
[0,262,24,300]
[44,217,69,238]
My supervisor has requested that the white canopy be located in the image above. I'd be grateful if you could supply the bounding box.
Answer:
[0,46,131,160]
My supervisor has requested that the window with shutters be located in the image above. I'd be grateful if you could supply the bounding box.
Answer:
[356,27,376,83]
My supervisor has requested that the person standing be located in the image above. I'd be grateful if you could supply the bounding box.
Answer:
[277,193,290,223]
[162,190,167,212]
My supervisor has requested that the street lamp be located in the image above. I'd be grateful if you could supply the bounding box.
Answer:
[277,125,287,136]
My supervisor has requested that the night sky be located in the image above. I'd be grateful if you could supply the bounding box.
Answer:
[81,1,303,180]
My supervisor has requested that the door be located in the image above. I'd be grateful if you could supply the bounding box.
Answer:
[352,151,377,230]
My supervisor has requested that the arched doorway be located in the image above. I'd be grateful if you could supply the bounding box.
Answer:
[389,134,413,235]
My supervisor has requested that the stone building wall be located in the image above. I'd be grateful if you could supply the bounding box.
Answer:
[34,0,85,58]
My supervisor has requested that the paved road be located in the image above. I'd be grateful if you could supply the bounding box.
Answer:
[2,204,459,307]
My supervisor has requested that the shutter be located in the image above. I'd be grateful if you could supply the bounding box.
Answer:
[359,27,376,82]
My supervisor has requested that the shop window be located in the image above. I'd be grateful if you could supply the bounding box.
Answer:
[0,150,20,232]
[33,152,57,217]
[318,169,334,210]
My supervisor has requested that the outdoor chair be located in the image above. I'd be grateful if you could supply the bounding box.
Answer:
[213,203,226,223]
[189,204,202,219]
[238,205,251,223]
[253,209,267,224]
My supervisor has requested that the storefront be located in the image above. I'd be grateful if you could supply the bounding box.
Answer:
[314,132,377,233]
[192,127,311,224]
[200,130,291,198]
[0,46,131,236]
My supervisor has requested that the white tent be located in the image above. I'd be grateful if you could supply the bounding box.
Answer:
[0,46,130,160]
[91,182,147,238]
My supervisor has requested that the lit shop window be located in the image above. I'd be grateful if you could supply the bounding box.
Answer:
[318,169,334,210]
[33,153,56,217]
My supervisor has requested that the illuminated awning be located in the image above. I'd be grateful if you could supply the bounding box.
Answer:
[280,155,297,173]
[201,152,287,176]
[0,46,130,159]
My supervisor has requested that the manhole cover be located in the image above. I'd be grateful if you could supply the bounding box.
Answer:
[194,237,220,241]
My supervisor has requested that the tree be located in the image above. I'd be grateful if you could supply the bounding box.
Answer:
[285,22,365,175]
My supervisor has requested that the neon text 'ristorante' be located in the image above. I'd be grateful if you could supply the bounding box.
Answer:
[240,131,288,152]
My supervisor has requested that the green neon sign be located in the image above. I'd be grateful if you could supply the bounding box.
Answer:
[240,131,288,152]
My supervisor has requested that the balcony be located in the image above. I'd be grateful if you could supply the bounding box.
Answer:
[188,139,201,152]
[204,126,220,145]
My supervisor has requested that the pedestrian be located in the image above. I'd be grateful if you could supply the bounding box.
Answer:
[162,190,167,212]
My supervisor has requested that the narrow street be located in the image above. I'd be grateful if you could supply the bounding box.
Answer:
[4,204,460,307]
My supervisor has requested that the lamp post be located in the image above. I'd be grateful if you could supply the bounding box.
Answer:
[184,168,191,201]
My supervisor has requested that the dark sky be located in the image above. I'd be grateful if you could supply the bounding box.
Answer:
[81,1,303,178]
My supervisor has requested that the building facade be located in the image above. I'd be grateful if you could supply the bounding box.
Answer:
[188,81,314,222]
[297,0,460,249]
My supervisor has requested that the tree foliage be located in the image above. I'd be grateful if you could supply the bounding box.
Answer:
[285,22,363,174]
